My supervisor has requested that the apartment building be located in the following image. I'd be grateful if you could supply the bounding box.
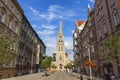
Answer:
[0,0,23,78]
[16,14,46,75]
[73,21,85,73]
[0,0,46,78]
[88,6,99,77]
[94,0,120,76]
[73,0,120,77]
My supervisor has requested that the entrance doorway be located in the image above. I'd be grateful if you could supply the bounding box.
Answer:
[59,64,62,69]
[103,63,113,75]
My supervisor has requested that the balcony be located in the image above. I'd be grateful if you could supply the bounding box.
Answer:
[74,32,77,39]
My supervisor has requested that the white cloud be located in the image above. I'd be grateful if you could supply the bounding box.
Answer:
[42,24,56,30]
[37,30,54,35]
[72,30,75,34]
[28,5,77,22]
[89,0,95,3]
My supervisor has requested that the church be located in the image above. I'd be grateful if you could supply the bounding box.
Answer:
[52,21,70,70]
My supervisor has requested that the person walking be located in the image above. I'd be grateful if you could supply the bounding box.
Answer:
[80,75,83,80]
[105,73,111,80]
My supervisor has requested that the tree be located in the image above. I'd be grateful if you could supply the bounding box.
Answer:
[51,64,57,69]
[64,63,73,69]
[0,36,16,70]
[102,35,120,65]
[41,56,52,69]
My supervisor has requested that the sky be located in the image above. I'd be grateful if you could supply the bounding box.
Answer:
[17,0,94,60]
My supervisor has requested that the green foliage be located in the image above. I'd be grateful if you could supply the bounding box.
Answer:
[41,56,52,69]
[51,64,57,69]
[74,55,80,67]
[102,35,120,65]
[0,36,16,69]
[64,63,73,69]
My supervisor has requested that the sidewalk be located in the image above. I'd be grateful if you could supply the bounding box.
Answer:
[72,72,103,80]
[1,72,43,80]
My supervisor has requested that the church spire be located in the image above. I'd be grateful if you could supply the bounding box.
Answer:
[59,20,62,34]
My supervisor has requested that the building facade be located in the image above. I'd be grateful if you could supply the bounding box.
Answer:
[52,21,70,70]
[94,0,120,76]
[0,0,46,78]
[0,0,23,78]
[73,0,120,78]
[16,14,46,76]
[73,21,85,73]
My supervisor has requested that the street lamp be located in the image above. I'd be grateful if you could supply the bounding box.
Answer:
[85,46,92,80]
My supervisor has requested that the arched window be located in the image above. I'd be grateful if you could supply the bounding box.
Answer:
[61,46,63,51]
[59,46,60,51]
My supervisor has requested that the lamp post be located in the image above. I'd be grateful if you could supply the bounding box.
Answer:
[86,46,92,80]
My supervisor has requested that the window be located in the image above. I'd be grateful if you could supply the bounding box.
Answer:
[16,12,19,18]
[59,46,60,51]
[59,55,62,60]
[89,31,93,38]
[14,22,18,33]
[88,22,92,27]
[91,45,94,53]
[0,12,4,22]
[98,27,102,39]
[11,5,14,12]
[0,12,2,21]
[100,8,104,17]
[113,10,120,26]
[97,0,100,6]
[61,46,63,51]
[8,18,12,28]
[13,42,16,50]
[103,22,108,34]
[59,36,62,42]
[2,0,7,4]
[111,0,115,5]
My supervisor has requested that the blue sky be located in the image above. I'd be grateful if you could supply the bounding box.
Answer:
[17,0,94,60]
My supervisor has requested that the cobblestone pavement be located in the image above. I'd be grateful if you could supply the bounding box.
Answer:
[2,71,80,80]
[40,71,80,80]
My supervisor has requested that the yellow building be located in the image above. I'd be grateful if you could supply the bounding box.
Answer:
[52,21,70,70]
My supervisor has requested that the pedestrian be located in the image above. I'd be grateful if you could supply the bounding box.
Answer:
[110,73,115,80]
[67,68,69,73]
[80,75,83,80]
[104,73,111,80]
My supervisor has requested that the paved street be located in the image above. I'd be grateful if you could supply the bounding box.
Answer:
[2,71,80,80]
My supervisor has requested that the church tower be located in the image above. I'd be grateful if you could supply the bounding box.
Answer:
[52,21,70,70]
[56,20,65,55]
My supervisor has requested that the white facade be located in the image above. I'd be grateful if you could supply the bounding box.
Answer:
[52,21,70,70]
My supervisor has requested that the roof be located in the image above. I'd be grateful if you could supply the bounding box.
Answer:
[76,21,84,27]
